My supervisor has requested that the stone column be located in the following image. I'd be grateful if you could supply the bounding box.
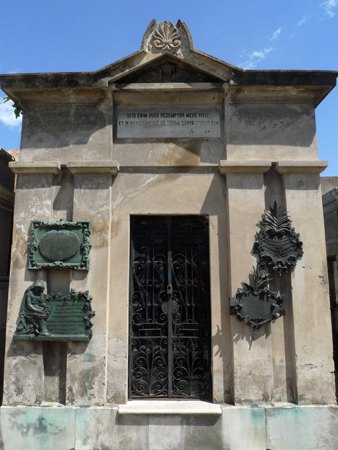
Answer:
[219,160,273,404]
[276,161,336,404]
[66,162,118,406]
[3,162,60,405]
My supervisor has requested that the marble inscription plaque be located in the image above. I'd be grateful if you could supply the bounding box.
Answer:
[117,108,221,138]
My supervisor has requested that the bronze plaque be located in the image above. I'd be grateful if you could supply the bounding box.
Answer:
[14,282,95,342]
[28,220,91,271]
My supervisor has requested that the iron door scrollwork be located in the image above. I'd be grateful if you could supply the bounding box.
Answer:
[129,216,211,399]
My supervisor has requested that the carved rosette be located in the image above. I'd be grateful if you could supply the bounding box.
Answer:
[152,21,181,52]
[253,202,303,276]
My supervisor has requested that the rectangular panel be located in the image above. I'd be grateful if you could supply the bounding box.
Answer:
[117,107,221,139]
[129,217,169,398]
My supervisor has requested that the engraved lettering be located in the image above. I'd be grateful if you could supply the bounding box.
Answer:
[117,108,221,139]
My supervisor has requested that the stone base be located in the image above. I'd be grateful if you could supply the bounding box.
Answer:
[1,404,338,450]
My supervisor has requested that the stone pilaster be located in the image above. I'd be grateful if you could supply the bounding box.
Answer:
[3,162,60,405]
[220,161,274,404]
[66,162,118,405]
[276,161,336,404]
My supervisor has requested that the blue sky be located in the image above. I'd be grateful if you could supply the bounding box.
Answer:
[0,1,337,175]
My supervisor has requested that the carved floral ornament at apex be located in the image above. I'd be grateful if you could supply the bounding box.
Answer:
[230,202,303,335]
[152,21,181,51]
[143,20,186,55]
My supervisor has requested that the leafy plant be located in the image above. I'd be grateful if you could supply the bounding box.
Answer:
[3,96,23,118]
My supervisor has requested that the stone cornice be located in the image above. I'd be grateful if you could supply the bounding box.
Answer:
[67,161,119,175]
[9,161,61,175]
[275,160,328,174]
[218,160,272,174]
[218,160,328,175]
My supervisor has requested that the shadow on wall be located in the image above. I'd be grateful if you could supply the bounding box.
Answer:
[0,149,15,405]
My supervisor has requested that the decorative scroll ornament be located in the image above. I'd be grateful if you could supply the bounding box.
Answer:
[14,281,95,341]
[152,21,181,52]
[28,219,91,271]
[230,265,285,335]
[253,202,303,276]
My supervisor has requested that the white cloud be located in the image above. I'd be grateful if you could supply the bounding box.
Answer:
[270,27,282,40]
[320,0,338,17]
[297,16,308,26]
[242,47,274,70]
[0,99,22,128]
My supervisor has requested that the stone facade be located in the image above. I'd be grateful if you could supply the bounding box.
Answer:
[0,20,338,449]
[0,148,15,405]
[323,185,338,401]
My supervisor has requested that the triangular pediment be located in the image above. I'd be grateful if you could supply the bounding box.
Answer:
[115,55,226,83]
[94,21,242,85]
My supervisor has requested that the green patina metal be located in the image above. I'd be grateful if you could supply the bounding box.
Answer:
[28,219,92,271]
[253,201,303,276]
[230,201,302,334]
[14,281,95,341]
[230,264,285,336]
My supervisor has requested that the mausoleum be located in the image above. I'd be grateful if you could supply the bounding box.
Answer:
[0,20,338,450]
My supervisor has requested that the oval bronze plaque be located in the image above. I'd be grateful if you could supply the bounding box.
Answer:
[38,230,81,261]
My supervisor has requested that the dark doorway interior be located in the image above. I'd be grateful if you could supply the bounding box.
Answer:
[129,215,211,399]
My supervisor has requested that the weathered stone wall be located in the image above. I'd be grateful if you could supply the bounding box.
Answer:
[0,149,15,404]
[2,83,335,407]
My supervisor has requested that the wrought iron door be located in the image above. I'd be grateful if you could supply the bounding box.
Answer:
[129,216,211,399]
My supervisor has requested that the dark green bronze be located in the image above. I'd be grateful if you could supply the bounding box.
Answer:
[14,281,95,341]
[14,280,51,337]
[230,265,285,336]
[230,202,302,334]
[253,202,303,276]
[28,219,91,271]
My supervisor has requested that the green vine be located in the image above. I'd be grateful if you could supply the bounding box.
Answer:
[3,96,23,118]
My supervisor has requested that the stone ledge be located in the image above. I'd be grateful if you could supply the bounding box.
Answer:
[275,160,328,174]
[9,161,61,174]
[1,405,338,450]
[218,160,271,174]
[118,400,222,415]
[67,160,120,174]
